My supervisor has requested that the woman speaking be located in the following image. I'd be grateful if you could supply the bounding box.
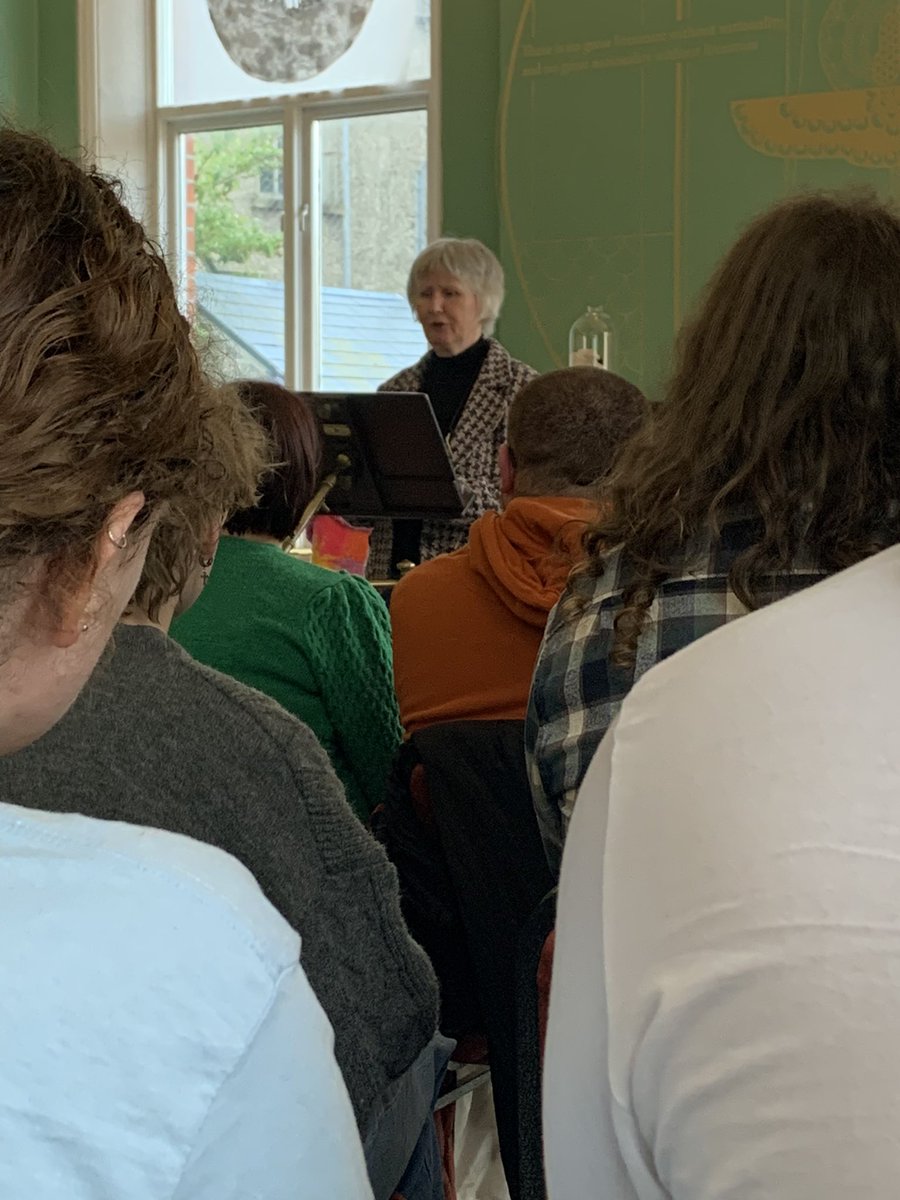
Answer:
[371,237,537,578]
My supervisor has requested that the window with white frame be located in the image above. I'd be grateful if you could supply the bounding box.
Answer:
[156,0,436,389]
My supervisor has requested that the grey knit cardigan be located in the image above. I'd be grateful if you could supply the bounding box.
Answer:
[0,624,439,1136]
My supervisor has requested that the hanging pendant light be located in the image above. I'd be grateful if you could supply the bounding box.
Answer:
[208,0,374,84]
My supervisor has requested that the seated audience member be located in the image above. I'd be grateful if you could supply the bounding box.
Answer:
[527,190,900,874]
[172,380,401,822]
[391,367,647,732]
[0,128,369,1197]
[385,366,645,1197]
[545,550,900,1199]
[1,519,447,1200]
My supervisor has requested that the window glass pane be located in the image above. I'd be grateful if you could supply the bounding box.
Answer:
[182,126,285,382]
[314,109,428,390]
[166,0,430,108]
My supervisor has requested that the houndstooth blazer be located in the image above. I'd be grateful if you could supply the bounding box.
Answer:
[369,338,538,578]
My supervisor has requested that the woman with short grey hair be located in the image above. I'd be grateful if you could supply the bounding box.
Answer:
[373,237,537,578]
[406,237,506,337]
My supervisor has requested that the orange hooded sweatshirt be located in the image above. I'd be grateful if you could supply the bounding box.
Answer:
[390,496,596,734]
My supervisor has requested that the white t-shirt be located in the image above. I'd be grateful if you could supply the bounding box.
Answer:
[544,544,900,1199]
[0,802,372,1200]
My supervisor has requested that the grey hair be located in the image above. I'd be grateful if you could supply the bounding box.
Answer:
[407,237,505,336]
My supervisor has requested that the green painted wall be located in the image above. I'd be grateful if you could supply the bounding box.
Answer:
[0,0,79,151]
[446,0,900,395]
[0,0,39,127]
[37,0,79,153]
[441,0,502,251]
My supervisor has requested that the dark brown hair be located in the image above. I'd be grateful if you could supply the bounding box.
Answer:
[576,190,900,666]
[507,367,648,495]
[0,128,246,622]
[225,381,322,542]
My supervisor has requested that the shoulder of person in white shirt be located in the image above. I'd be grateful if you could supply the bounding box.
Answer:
[545,544,900,1200]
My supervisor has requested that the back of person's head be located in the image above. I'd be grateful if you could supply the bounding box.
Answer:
[225,381,321,543]
[0,131,215,629]
[506,367,648,497]
[0,128,241,747]
[580,188,900,666]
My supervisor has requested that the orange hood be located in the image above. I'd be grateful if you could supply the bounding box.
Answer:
[467,496,596,627]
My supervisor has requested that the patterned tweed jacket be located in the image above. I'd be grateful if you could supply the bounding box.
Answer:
[370,338,537,578]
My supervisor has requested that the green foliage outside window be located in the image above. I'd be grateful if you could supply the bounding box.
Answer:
[194,128,283,270]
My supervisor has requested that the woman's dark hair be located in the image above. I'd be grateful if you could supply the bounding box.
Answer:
[574,189,900,667]
[225,381,321,542]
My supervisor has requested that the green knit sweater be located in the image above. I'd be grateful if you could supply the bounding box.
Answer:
[172,536,401,820]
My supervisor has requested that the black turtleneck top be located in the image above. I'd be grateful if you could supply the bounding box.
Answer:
[422,337,490,436]
[390,337,490,572]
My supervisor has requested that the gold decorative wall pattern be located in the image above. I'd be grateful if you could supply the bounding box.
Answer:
[732,1,899,171]
[497,1,897,393]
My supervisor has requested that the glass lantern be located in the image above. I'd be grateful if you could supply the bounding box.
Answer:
[569,306,612,370]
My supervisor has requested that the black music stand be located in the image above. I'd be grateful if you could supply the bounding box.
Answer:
[308,392,468,521]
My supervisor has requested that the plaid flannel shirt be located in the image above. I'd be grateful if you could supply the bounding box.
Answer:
[526,515,827,874]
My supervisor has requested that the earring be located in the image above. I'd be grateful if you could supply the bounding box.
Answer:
[81,622,90,633]
[199,555,214,586]
[107,528,128,551]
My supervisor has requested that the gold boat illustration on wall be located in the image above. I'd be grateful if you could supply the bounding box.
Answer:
[731,0,899,171]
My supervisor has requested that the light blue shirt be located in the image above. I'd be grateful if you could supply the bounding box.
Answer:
[0,801,372,1199]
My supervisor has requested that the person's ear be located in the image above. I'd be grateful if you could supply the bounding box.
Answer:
[52,491,146,648]
[499,443,516,497]
[201,524,222,564]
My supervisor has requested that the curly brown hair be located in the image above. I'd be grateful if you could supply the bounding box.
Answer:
[134,384,269,620]
[0,129,259,621]
[576,190,900,667]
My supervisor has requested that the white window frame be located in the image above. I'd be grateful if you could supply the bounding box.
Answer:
[78,0,442,389]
